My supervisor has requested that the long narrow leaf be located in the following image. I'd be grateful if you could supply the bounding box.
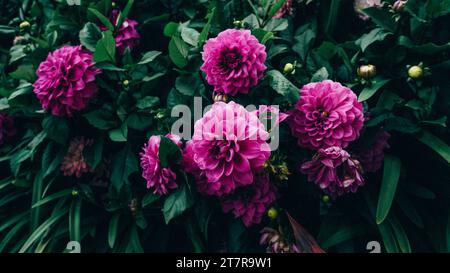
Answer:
[376,154,401,224]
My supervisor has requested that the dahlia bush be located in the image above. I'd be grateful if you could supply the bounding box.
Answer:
[0,0,449,254]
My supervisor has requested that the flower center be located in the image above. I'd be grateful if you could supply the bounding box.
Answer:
[220,49,242,70]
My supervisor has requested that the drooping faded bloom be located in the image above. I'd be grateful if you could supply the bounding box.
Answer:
[100,9,140,54]
[260,227,300,253]
[201,29,267,96]
[289,80,364,150]
[140,135,180,195]
[273,0,294,19]
[61,137,93,177]
[33,45,101,117]
[354,0,382,20]
[357,130,390,172]
[189,101,271,196]
[0,113,16,145]
[300,146,364,197]
[221,173,277,227]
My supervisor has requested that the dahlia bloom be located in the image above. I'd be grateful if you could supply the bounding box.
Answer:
[354,0,382,20]
[0,113,16,145]
[140,135,180,195]
[33,45,101,117]
[221,173,277,227]
[190,101,271,196]
[289,80,364,150]
[260,227,300,253]
[300,146,364,197]
[201,29,267,96]
[273,0,294,19]
[100,9,140,54]
[61,137,93,177]
[357,130,390,172]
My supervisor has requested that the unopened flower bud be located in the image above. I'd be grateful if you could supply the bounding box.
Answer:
[408,65,423,79]
[267,207,278,219]
[213,93,228,103]
[393,0,407,12]
[19,21,30,29]
[13,36,27,45]
[111,2,116,8]
[357,64,377,79]
[71,190,79,197]
[283,63,295,74]
[123,79,130,87]
[322,195,330,203]
[233,20,243,28]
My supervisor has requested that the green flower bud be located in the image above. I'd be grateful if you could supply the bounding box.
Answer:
[267,207,278,219]
[19,21,30,29]
[283,63,295,74]
[408,65,423,79]
[357,64,377,79]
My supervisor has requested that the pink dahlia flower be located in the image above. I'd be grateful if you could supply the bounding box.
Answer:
[357,130,390,172]
[201,29,267,96]
[140,135,180,195]
[300,146,364,197]
[221,173,277,227]
[100,9,140,54]
[0,113,16,145]
[33,45,101,117]
[190,101,271,196]
[354,0,382,20]
[61,137,93,177]
[289,80,364,150]
[260,227,300,253]
[273,0,294,19]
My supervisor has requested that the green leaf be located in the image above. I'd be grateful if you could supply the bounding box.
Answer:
[93,30,116,63]
[264,18,288,32]
[83,136,104,169]
[136,96,160,110]
[110,144,138,192]
[163,182,194,224]
[109,123,128,142]
[266,70,300,104]
[137,51,162,65]
[357,28,391,52]
[293,29,316,61]
[384,117,421,133]
[376,154,402,224]
[398,36,450,55]
[251,29,274,44]
[416,130,450,165]
[42,116,69,144]
[142,192,161,207]
[181,25,200,47]
[69,198,81,242]
[199,7,216,45]
[268,0,286,17]
[79,22,102,52]
[362,7,396,32]
[175,75,200,96]
[311,67,329,82]
[169,36,189,69]
[0,25,15,34]
[358,78,390,102]
[163,22,179,37]
[32,189,73,208]
[389,215,412,253]
[158,136,182,168]
[126,113,153,131]
[321,226,364,249]
[108,213,120,248]
[88,7,114,31]
[84,108,118,130]
[9,64,36,82]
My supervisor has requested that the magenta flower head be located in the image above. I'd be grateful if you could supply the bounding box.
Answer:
[357,130,390,172]
[61,137,93,178]
[300,146,364,197]
[190,101,271,196]
[289,80,364,150]
[354,0,382,20]
[140,134,181,195]
[260,227,300,253]
[221,173,277,227]
[0,113,16,145]
[201,29,267,96]
[101,9,140,54]
[255,105,289,129]
[273,0,294,19]
[33,45,101,117]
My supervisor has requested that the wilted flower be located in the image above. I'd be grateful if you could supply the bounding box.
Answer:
[354,0,382,20]
[100,9,140,54]
[201,29,267,96]
[61,137,93,177]
[357,130,390,172]
[300,146,364,197]
[260,227,300,253]
[289,80,364,150]
[189,101,271,196]
[0,113,16,145]
[33,45,101,116]
[273,0,294,18]
[140,135,180,195]
[221,173,277,227]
